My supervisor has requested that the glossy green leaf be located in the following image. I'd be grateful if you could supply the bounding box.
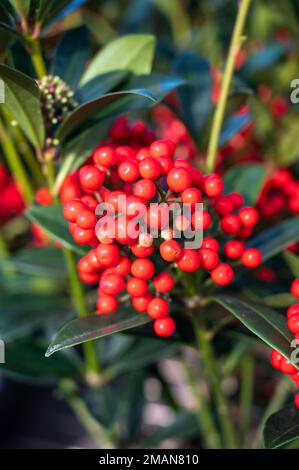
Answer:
[212,296,295,363]
[52,25,90,90]
[264,406,299,449]
[1,0,16,16]
[223,164,267,205]
[46,311,152,356]
[0,340,80,385]
[246,218,299,262]
[0,63,45,148]
[9,0,30,16]
[0,292,69,340]
[75,71,128,104]
[284,251,299,278]
[80,34,156,85]
[84,384,118,429]
[37,0,71,24]
[55,89,156,143]
[274,115,299,166]
[26,204,88,255]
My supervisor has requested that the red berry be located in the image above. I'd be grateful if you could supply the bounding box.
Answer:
[224,240,244,259]
[192,209,212,230]
[63,199,85,223]
[115,215,138,245]
[154,317,175,337]
[139,157,161,180]
[35,187,52,206]
[177,249,200,272]
[136,148,151,161]
[238,207,259,227]
[241,248,262,268]
[79,165,105,192]
[72,225,95,245]
[154,272,174,293]
[81,195,98,211]
[291,279,299,298]
[174,160,192,171]
[96,243,120,268]
[202,237,219,252]
[181,187,202,205]
[147,297,169,319]
[132,294,153,313]
[214,196,234,216]
[146,204,169,229]
[280,356,298,375]
[221,214,241,235]
[76,210,97,229]
[131,258,155,280]
[149,139,175,159]
[99,273,125,295]
[159,156,173,175]
[199,248,219,270]
[270,349,282,370]
[93,146,117,168]
[288,314,299,334]
[211,263,234,286]
[133,179,156,200]
[60,173,81,203]
[126,277,148,297]
[160,240,183,262]
[131,241,154,258]
[109,256,131,276]
[167,167,192,192]
[86,249,102,271]
[229,192,244,209]
[118,160,140,183]
[96,295,118,314]
[295,393,299,410]
[287,304,299,318]
[204,174,224,197]
[79,271,100,284]
[78,257,96,274]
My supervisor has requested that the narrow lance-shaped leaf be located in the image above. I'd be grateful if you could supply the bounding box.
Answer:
[223,164,267,206]
[212,296,296,364]
[0,64,45,148]
[264,406,299,449]
[80,34,156,85]
[46,311,152,356]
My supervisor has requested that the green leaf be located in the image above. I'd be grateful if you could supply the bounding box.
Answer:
[37,0,71,24]
[264,406,299,449]
[0,22,22,38]
[80,34,156,85]
[84,384,118,429]
[46,311,152,356]
[0,63,45,148]
[212,296,295,363]
[0,340,80,385]
[52,25,90,90]
[273,114,299,166]
[9,0,30,16]
[223,164,267,205]
[247,217,299,262]
[75,71,128,104]
[55,89,156,143]
[26,204,88,255]
[0,292,69,340]
[284,251,299,278]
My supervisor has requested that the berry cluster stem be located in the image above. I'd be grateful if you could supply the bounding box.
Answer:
[193,311,238,448]
[206,0,251,173]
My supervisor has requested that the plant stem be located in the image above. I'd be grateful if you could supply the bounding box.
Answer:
[0,117,34,202]
[239,354,254,446]
[29,38,47,78]
[206,0,251,173]
[183,358,221,448]
[192,311,238,448]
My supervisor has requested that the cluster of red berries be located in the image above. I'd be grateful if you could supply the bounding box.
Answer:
[271,278,299,410]
[257,169,299,219]
[0,164,24,224]
[105,116,155,149]
[62,138,262,338]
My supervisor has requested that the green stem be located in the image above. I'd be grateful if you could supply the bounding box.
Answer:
[193,311,238,448]
[206,0,251,173]
[28,38,47,79]
[183,358,221,448]
[0,117,34,202]
[239,354,254,446]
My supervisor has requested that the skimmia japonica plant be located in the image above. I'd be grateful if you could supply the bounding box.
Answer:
[1,0,299,450]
